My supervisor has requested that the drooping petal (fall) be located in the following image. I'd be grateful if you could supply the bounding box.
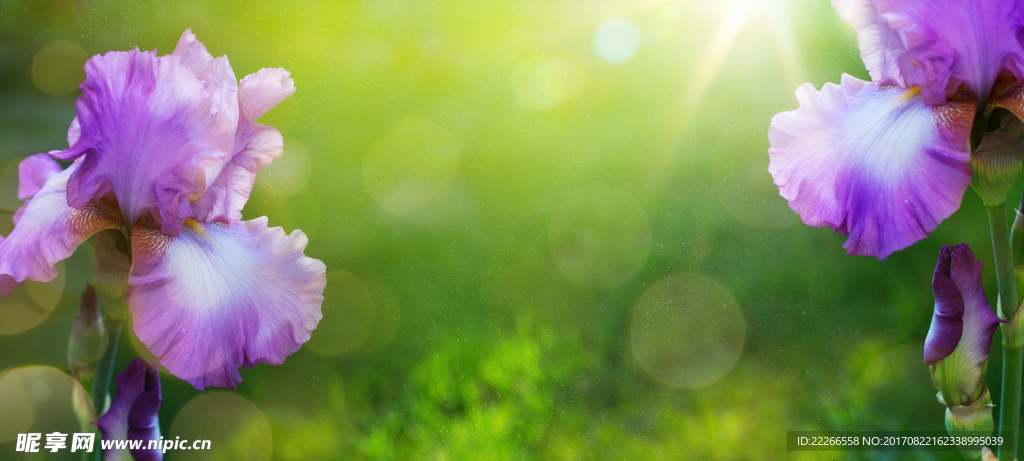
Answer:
[127,217,325,389]
[190,68,296,223]
[0,163,120,286]
[0,263,14,297]
[873,0,1024,105]
[17,154,63,200]
[52,30,239,235]
[97,358,162,461]
[768,74,974,258]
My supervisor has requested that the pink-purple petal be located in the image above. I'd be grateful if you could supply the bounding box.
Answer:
[831,0,912,88]
[768,74,974,258]
[190,68,295,223]
[17,154,63,200]
[0,165,120,286]
[97,358,162,461]
[874,0,1024,105]
[126,217,325,390]
[0,260,15,297]
[57,32,239,235]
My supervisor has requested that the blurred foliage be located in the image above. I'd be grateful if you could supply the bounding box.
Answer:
[0,0,1010,459]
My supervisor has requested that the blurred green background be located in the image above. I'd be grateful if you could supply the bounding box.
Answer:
[0,0,1008,459]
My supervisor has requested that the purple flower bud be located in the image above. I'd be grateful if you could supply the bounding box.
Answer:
[925,244,1004,407]
[97,358,162,461]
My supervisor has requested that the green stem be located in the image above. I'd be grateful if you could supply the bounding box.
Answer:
[90,320,122,420]
[1003,344,1023,460]
[990,204,1021,460]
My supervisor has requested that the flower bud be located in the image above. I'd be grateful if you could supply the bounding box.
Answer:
[98,358,162,461]
[971,131,1023,207]
[67,285,106,387]
[92,230,130,320]
[925,244,1003,407]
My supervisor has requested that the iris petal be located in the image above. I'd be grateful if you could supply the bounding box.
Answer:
[0,163,120,285]
[768,75,974,258]
[876,0,1024,105]
[54,30,239,235]
[126,217,325,389]
[831,0,912,88]
[0,266,14,297]
[190,68,296,223]
[17,154,63,200]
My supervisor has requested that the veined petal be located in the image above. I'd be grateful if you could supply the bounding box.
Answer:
[989,83,1024,125]
[127,217,325,389]
[0,165,120,285]
[190,68,295,223]
[56,31,239,235]
[18,154,63,200]
[875,0,1024,105]
[769,75,974,258]
[831,0,912,87]
[97,358,162,461]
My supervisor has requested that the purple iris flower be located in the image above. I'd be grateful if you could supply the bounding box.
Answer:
[925,244,1003,406]
[97,358,163,461]
[768,0,1024,258]
[0,30,326,389]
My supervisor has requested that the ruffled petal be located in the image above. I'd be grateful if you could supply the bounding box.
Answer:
[768,74,974,258]
[0,165,121,285]
[190,68,296,223]
[831,0,912,87]
[127,217,325,389]
[0,265,15,297]
[18,154,63,200]
[874,0,1024,105]
[55,30,239,235]
[97,358,162,461]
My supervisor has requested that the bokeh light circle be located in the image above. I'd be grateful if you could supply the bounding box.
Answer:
[0,366,91,444]
[256,138,312,198]
[512,57,586,110]
[25,261,66,311]
[710,137,797,229]
[32,40,89,95]
[306,270,377,356]
[0,262,65,336]
[0,158,20,213]
[170,392,272,461]
[361,275,402,353]
[548,188,651,289]
[594,17,641,63]
[630,273,746,388]
[363,116,460,216]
